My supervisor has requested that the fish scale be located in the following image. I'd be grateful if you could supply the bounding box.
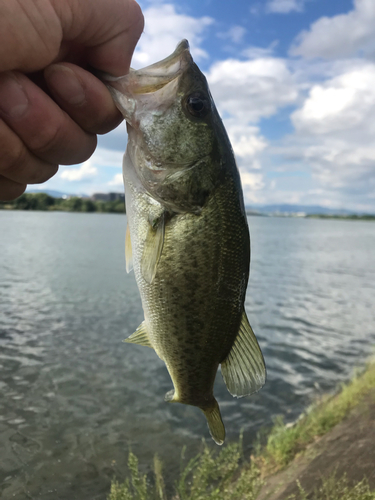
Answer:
[146,182,249,398]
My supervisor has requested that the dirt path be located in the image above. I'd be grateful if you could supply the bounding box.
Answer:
[257,389,375,500]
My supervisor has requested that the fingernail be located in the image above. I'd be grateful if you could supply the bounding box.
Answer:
[45,65,86,106]
[0,72,29,119]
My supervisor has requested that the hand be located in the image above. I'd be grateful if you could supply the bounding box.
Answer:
[0,0,143,200]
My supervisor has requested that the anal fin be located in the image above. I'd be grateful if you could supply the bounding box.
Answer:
[221,310,266,398]
[124,321,153,348]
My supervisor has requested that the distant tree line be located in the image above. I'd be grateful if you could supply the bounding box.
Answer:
[306,213,375,220]
[0,193,125,213]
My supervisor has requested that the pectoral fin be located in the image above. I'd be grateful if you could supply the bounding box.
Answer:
[141,213,165,284]
[125,223,133,273]
[124,321,153,348]
[221,310,266,398]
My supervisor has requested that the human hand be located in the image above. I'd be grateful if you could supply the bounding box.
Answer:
[0,0,143,200]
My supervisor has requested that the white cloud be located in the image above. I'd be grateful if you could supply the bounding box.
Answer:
[291,64,375,135]
[225,122,267,160]
[60,160,98,182]
[203,55,297,205]
[269,61,375,209]
[203,53,299,205]
[266,0,304,14]
[207,57,298,123]
[223,121,267,202]
[239,171,265,201]
[91,147,124,169]
[108,173,124,187]
[242,41,278,59]
[217,26,246,44]
[133,4,213,68]
[291,0,375,59]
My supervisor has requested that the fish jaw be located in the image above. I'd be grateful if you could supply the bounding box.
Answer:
[102,40,192,128]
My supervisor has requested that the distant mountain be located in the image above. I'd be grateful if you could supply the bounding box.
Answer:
[247,204,355,215]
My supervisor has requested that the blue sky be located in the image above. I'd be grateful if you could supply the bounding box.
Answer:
[37,0,375,211]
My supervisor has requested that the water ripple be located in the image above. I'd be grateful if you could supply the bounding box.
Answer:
[0,212,375,499]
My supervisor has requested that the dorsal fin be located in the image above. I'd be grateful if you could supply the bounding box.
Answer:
[141,212,165,284]
[221,310,266,397]
[123,321,153,348]
[125,223,133,273]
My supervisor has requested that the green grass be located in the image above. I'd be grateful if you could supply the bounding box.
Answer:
[107,361,375,500]
[259,361,375,472]
[108,439,263,500]
[291,473,375,500]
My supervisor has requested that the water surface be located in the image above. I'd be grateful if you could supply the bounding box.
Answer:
[1,211,374,499]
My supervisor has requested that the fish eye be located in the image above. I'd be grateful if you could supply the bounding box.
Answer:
[185,92,210,118]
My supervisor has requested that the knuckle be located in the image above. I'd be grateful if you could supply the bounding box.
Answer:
[28,121,64,156]
[2,139,28,174]
[0,177,26,201]
[28,119,96,166]
[28,163,58,184]
[1,139,58,184]
[0,121,25,173]
[95,114,123,135]
[63,135,97,165]
[0,120,58,184]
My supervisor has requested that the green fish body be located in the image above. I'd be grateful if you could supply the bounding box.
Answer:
[104,40,266,444]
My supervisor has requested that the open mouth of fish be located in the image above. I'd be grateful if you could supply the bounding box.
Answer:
[102,39,192,129]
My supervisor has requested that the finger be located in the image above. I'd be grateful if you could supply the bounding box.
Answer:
[0,0,144,75]
[54,0,145,76]
[0,71,97,165]
[0,1,61,72]
[0,176,26,201]
[44,63,123,135]
[0,118,58,185]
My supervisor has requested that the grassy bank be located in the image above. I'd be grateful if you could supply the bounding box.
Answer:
[258,359,375,474]
[108,361,375,500]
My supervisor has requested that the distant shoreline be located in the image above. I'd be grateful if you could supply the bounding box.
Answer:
[306,213,375,220]
[1,193,374,220]
[244,211,375,220]
[0,192,125,214]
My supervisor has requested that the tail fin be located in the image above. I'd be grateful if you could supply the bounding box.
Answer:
[202,400,225,445]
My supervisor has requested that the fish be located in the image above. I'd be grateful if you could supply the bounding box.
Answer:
[103,40,266,445]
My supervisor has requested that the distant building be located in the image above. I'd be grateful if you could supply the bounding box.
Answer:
[91,192,125,202]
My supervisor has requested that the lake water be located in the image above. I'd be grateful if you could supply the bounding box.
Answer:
[1,211,375,499]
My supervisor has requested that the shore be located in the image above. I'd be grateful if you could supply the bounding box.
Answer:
[257,387,375,499]
[109,360,375,500]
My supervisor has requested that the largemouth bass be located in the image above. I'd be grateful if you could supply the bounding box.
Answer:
[104,40,266,445]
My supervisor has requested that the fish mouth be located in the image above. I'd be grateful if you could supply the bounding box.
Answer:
[102,40,192,123]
